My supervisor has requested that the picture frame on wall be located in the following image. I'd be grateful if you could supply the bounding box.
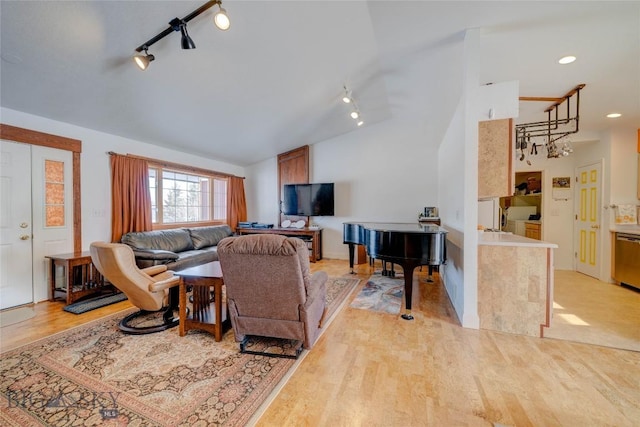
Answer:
[552,176,571,200]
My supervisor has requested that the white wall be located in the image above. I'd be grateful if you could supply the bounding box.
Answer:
[1,107,245,249]
[594,127,637,282]
[436,29,520,329]
[437,99,466,323]
[245,118,439,260]
[609,128,638,207]
[245,156,278,226]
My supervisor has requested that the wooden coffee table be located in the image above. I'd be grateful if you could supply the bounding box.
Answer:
[176,261,229,341]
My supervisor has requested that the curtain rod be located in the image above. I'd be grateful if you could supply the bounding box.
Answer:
[107,151,244,179]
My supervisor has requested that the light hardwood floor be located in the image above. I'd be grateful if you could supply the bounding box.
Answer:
[544,270,640,352]
[1,260,639,426]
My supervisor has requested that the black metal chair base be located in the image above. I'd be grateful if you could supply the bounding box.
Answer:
[239,337,303,359]
[118,307,179,335]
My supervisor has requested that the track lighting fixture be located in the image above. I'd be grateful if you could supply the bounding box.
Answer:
[133,47,155,71]
[341,85,364,127]
[133,1,230,70]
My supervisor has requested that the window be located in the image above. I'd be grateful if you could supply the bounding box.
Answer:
[44,160,65,227]
[149,166,227,227]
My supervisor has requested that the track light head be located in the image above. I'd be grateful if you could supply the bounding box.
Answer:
[133,48,155,70]
[214,4,230,31]
[350,110,359,119]
[342,87,352,103]
[169,18,196,49]
[180,24,196,49]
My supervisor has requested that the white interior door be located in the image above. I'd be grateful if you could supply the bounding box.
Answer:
[0,140,33,309]
[31,146,74,303]
[575,162,602,278]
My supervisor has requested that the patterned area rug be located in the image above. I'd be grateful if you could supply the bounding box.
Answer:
[0,276,359,426]
[350,274,403,315]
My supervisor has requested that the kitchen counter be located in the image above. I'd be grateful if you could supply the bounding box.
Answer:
[478,231,556,337]
[611,225,640,236]
[478,231,557,248]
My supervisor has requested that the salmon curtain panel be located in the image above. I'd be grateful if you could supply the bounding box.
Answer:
[110,154,152,242]
[227,176,247,232]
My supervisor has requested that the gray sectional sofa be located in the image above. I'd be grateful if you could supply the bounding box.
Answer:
[120,225,234,271]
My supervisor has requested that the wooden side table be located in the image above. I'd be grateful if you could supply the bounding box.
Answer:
[176,261,229,341]
[236,227,322,262]
[46,251,110,305]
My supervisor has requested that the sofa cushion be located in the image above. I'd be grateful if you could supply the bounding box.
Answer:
[132,249,179,262]
[170,249,219,271]
[121,229,194,253]
[187,225,233,250]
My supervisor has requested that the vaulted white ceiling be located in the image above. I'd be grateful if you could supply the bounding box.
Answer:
[1,1,638,166]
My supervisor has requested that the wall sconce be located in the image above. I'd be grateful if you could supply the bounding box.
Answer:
[133,0,230,70]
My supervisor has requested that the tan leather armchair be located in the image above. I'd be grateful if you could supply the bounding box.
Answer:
[90,241,180,334]
[217,234,328,358]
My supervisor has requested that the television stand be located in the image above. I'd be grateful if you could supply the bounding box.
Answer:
[236,227,322,262]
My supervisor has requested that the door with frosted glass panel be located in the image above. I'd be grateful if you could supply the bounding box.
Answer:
[0,141,73,309]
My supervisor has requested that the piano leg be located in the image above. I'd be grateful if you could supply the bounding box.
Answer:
[399,260,421,320]
[381,261,396,277]
[348,243,356,274]
[427,265,434,282]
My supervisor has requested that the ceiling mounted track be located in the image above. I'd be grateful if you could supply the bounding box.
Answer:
[515,84,585,159]
[132,1,230,71]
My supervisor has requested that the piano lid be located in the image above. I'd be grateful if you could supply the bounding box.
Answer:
[343,222,447,234]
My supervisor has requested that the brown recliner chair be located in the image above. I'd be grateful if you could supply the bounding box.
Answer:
[90,241,181,334]
[217,234,328,358]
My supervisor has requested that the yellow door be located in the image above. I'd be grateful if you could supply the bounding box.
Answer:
[575,162,602,278]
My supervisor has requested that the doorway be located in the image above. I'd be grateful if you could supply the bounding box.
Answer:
[574,161,603,278]
[0,140,74,308]
[0,124,82,309]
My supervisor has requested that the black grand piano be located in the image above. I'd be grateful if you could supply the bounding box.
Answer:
[343,222,447,320]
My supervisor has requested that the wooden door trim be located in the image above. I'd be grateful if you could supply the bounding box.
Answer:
[0,124,82,252]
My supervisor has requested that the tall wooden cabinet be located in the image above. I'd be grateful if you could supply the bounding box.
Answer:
[278,145,309,226]
[478,118,513,198]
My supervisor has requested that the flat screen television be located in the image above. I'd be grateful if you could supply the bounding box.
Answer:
[282,183,334,216]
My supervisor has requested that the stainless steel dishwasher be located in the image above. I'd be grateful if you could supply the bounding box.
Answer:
[614,233,640,290]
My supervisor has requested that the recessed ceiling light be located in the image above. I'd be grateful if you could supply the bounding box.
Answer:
[606,113,622,118]
[558,55,576,65]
